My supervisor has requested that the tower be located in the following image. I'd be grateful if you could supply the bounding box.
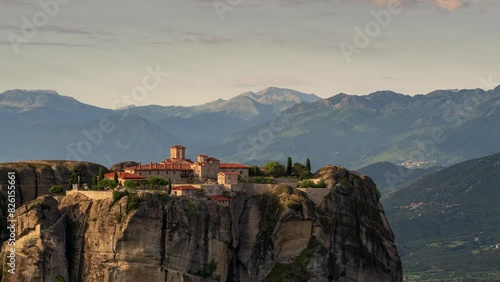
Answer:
[170,144,186,159]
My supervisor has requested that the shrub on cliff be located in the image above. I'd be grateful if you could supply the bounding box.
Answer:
[127,193,141,211]
[296,180,326,188]
[184,201,199,217]
[195,260,218,278]
[49,185,64,195]
[112,190,128,203]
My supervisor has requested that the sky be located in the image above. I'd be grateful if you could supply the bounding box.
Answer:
[0,0,499,108]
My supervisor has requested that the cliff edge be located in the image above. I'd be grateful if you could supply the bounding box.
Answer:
[1,166,402,281]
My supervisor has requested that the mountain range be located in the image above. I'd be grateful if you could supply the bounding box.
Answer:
[357,162,443,196]
[382,151,500,280]
[1,86,500,171]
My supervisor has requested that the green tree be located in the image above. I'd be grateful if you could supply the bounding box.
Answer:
[167,178,172,195]
[113,171,119,184]
[306,158,311,174]
[68,168,81,190]
[98,167,104,181]
[124,180,138,190]
[92,175,98,186]
[49,185,64,195]
[98,178,117,190]
[249,165,261,177]
[264,161,285,177]
[139,179,149,188]
[286,157,293,176]
[194,189,207,198]
[292,162,312,180]
[148,176,168,190]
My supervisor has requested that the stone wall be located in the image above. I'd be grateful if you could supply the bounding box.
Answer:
[64,184,331,206]
[274,178,299,184]
[135,170,193,184]
[66,190,113,201]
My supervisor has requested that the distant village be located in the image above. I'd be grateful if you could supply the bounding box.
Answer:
[67,144,325,206]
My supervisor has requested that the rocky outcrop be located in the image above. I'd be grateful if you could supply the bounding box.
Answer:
[110,161,139,172]
[0,195,68,281]
[0,161,108,205]
[1,166,402,281]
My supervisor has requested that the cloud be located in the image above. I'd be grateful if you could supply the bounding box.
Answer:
[0,39,92,47]
[0,0,36,6]
[433,0,464,10]
[368,0,498,11]
[43,26,94,35]
[180,32,233,44]
[232,76,309,88]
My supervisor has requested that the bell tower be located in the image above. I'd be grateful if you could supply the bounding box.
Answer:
[170,144,186,159]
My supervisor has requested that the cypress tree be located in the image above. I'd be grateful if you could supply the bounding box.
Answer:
[167,178,172,195]
[286,157,292,176]
[306,158,311,174]
[113,171,119,184]
[98,167,104,181]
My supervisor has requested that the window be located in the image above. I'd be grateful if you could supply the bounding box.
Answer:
[240,171,242,174]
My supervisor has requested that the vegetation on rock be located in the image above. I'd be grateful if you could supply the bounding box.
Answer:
[49,185,64,195]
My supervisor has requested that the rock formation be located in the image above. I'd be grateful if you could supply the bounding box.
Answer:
[0,161,108,205]
[1,166,402,281]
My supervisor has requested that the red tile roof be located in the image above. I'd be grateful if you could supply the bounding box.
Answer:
[104,172,146,180]
[220,163,251,169]
[218,171,238,175]
[171,144,185,149]
[172,185,199,191]
[209,195,230,201]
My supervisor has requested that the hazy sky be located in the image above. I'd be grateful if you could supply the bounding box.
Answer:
[0,0,499,108]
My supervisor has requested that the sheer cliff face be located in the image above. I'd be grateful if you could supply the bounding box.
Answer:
[0,161,107,206]
[1,166,402,282]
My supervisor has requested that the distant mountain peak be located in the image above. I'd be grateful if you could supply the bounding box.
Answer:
[0,89,110,123]
[367,90,406,98]
[255,86,293,95]
[255,86,318,98]
[2,89,61,96]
